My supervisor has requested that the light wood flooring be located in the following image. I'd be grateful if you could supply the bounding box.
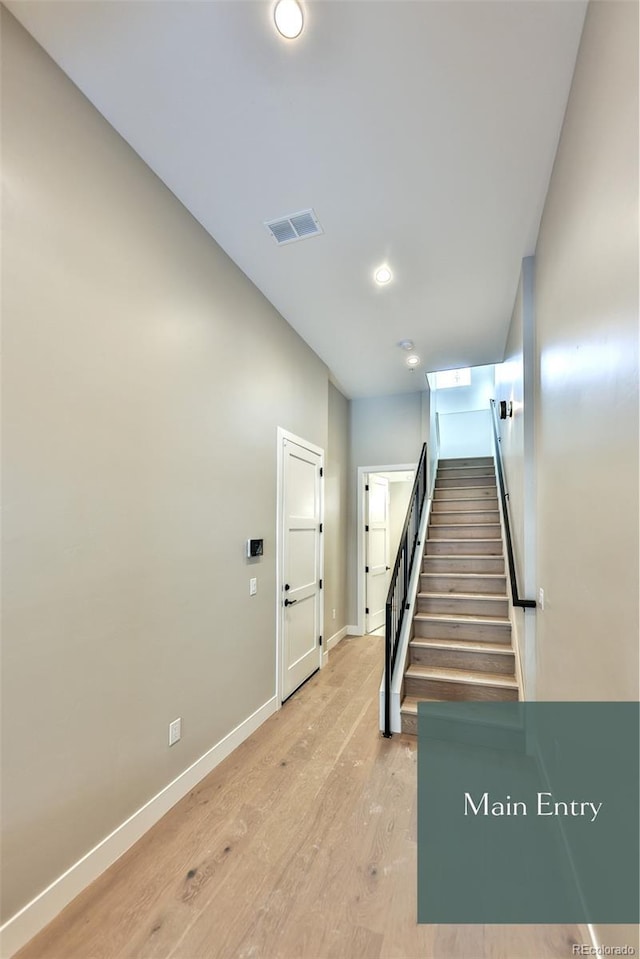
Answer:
[16,635,587,959]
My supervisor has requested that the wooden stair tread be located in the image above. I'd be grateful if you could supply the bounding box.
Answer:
[439,457,493,463]
[432,510,500,516]
[400,696,522,727]
[421,573,505,580]
[432,498,498,504]
[401,697,441,712]
[426,538,502,543]
[430,523,501,529]
[417,591,508,602]
[423,553,503,559]
[414,612,510,626]
[401,696,438,714]
[435,485,497,491]
[410,637,513,654]
[431,496,499,516]
[405,664,518,688]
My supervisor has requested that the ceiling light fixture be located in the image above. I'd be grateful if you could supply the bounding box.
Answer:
[374,265,393,286]
[274,0,304,39]
[398,339,414,351]
[406,354,421,368]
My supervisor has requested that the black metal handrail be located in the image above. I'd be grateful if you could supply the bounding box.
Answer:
[383,443,428,737]
[489,399,536,610]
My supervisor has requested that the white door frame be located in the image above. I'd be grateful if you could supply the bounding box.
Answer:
[276,427,325,706]
[356,462,417,637]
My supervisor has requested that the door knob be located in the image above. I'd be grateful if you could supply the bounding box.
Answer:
[284,598,297,607]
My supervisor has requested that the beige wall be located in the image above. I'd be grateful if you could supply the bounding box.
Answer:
[324,383,350,639]
[1,10,347,922]
[534,0,639,708]
[495,276,526,586]
[349,392,424,468]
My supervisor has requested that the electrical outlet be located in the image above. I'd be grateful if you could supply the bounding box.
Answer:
[169,718,181,746]
[332,608,336,620]
[538,588,545,610]
[250,577,257,596]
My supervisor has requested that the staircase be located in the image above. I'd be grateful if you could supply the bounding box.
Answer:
[400,456,519,735]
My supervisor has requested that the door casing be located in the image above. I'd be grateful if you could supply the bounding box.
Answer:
[356,462,417,637]
[276,427,325,705]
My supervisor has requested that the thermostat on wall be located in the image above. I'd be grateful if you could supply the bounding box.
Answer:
[247,539,264,558]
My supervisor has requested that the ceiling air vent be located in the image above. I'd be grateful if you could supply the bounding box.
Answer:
[264,208,323,245]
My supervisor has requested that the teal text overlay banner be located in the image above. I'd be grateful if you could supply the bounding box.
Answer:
[417,702,639,924]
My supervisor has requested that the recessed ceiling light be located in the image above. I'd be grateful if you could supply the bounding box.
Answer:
[406,354,421,368]
[374,265,393,285]
[274,0,304,39]
[398,339,414,351]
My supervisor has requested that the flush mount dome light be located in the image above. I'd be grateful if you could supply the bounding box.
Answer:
[398,339,414,351]
[374,265,393,285]
[406,354,421,368]
[274,0,304,38]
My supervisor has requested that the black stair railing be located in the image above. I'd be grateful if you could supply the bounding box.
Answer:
[489,398,536,610]
[383,443,428,738]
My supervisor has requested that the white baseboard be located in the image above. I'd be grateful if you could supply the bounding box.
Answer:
[327,626,347,650]
[0,695,278,959]
[346,625,360,636]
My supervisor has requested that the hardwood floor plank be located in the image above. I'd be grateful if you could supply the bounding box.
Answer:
[15,635,586,959]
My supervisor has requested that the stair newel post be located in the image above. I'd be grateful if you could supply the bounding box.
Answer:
[422,453,427,507]
[403,528,409,609]
[384,600,392,737]
[383,442,428,737]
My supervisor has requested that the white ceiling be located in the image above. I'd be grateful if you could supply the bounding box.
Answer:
[8,0,587,398]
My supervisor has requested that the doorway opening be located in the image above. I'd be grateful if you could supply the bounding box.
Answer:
[357,465,416,636]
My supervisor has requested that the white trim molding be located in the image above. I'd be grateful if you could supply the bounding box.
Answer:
[322,626,348,666]
[0,696,278,958]
[327,626,347,650]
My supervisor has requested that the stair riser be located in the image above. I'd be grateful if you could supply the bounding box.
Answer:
[410,645,515,675]
[430,512,499,525]
[425,539,503,555]
[401,712,419,735]
[422,556,505,574]
[421,573,507,594]
[404,675,518,702]
[417,595,508,617]
[429,499,500,523]
[400,708,525,741]
[439,458,493,468]
[432,499,498,513]
[429,525,501,540]
[414,620,512,643]
[437,468,495,480]
[434,487,497,500]
[436,475,496,489]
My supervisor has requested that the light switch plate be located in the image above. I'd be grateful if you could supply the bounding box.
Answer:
[169,718,181,746]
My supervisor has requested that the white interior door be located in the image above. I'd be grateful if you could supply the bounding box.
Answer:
[281,436,322,701]
[365,475,390,633]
